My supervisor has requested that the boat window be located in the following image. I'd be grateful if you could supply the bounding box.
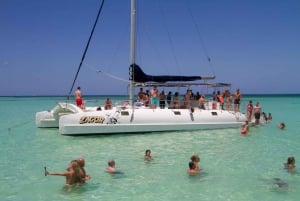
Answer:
[121,111,129,116]
[211,112,218,116]
[173,111,181,115]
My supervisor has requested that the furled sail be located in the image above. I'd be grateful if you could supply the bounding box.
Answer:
[131,64,215,83]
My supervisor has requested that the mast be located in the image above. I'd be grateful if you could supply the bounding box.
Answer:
[129,0,136,106]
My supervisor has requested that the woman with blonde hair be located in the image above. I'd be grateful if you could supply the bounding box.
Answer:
[45,160,82,186]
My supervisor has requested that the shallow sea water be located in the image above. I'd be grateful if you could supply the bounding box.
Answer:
[0,95,300,201]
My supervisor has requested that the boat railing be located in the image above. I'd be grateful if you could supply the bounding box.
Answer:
[110,99,240,112]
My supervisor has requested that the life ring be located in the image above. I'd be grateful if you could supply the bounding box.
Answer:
[241,129,247,134]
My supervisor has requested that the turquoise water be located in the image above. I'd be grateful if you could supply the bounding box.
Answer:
[1,95,300,201]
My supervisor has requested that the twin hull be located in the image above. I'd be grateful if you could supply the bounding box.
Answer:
[59,107,246,135]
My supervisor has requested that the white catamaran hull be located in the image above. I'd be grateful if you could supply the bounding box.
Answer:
[36,103,99,128]
[59,107,247,135]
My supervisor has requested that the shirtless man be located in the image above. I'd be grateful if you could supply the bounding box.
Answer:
[187,161,198,174]
[106,160,116,173]
[77,157,91,183]
[253,102,261,125]
[75,86,85,109]
[234,89,241,113]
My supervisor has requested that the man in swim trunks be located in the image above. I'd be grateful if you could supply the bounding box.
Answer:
[253,102,261,125]
[75,86,85,109]
[234,89,241,113]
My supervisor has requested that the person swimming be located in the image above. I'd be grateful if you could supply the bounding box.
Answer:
[144,149,153,161]
[106,159,124,175]
[241,120,249,134]
[45,160,82,186]
[77,157,91,183]
[106,159,116,173]
[278,122,286,130]
[190,154,200,171]
[284,156,296,170]
[187,161,198,174]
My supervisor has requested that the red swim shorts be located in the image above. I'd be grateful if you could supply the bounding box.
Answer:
[76,98,83,106]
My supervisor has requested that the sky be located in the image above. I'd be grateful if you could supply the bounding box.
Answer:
[1,0,300,96]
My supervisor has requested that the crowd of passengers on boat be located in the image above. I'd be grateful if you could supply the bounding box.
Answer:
[92,87,243,112]
[75,85,243,112]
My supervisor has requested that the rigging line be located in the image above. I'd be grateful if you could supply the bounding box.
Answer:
[67,0,105,100]
[156,1,180,74]
[5,119,32,133]
[139,22,168,73]
[185,1,215,77]
[83,63,130,83]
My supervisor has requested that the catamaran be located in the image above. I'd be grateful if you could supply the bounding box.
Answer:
[36,0,247,135]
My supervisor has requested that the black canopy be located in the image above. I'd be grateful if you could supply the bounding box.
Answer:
[131,64,214,83]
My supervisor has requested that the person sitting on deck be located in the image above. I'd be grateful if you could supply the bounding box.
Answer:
[104,98,112,110]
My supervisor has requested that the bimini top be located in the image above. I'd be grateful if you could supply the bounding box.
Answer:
[131,64,215,83]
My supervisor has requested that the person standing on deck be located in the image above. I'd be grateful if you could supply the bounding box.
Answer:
[167,91,172,108]
[138,88,145,102]
[159,90,166,109]
[173,92,180,109]
[198,95,206,110]
[150,86,159,108]
[234,89,241,113]
[225,90,233,111]
[247,100,253,122]
[253,102,261,125]
[75,86,85,110]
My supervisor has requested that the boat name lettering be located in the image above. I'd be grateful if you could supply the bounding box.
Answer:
[80,116,105,124]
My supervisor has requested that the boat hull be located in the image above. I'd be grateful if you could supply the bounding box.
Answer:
[36,110,59,128]
[35,103,98,128]
[59,107,247,135]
